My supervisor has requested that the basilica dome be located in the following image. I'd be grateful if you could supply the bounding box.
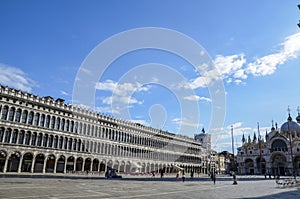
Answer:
[296,114,300,123]
[280,115,300,133]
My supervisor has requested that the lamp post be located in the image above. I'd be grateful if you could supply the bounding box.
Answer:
[287,107,295,177]
[298,4,300,28]
[231,125,236,172]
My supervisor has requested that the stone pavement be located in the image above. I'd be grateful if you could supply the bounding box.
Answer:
[0,175,300,199]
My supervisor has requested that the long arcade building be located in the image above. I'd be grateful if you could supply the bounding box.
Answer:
[0,85,207,175]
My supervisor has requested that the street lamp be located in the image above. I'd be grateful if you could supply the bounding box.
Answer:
[298,4,300,28]
[287,107,295,177]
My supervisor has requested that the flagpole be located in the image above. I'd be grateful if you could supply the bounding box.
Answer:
[231,125,235,171]
[258,122,262,174]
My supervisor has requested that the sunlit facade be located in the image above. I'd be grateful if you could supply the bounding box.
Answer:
[0,85,208,175]
[237,114,300,176]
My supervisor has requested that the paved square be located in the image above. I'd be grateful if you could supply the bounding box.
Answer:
[0,176,300,199]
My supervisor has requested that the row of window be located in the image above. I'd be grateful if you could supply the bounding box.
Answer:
[0,127,201,163]
[0,104,202,155]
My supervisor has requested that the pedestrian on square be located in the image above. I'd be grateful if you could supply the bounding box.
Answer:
[176,172,179,181]
[232,172,238,185]
[212,172,216,185]
[190,170,194,179]
[182,171,186,182]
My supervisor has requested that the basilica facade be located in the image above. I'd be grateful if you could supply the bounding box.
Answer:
[237,114,300,176]
[0,85,208,175]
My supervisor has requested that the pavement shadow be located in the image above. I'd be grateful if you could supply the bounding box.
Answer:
[241,188,300,199]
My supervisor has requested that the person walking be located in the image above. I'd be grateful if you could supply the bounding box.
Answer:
[176,172,179,181]
[190,170,194,179]
[182,171,186,182]
[232,172,238,185]
[213,172,216,185]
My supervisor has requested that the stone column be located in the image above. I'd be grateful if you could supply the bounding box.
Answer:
[82,160,85,172]
[89,160,92,172]
[17,156,23,173]
[53,158,58,174]
[63,158,67,174]
[97,160,101,173]
[43,157,47,174]
[31,156,36,173]
[3,155,8,173]
[73,157,77,172]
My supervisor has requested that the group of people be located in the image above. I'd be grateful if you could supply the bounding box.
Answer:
[176,170,186,182]
[105,169,122,179]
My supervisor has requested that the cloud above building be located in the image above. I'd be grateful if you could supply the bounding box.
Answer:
[0,63,36,92]
[213,32,300,85]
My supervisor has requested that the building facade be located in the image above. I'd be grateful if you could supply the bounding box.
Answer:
[0,85,208,175]
[237,114,300,176]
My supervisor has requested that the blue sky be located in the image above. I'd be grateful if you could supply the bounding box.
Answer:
[1,0,300,153]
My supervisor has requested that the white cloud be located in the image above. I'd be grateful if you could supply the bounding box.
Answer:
[95,80,150,114]
[172,117,201,128]
[209,32,300,85]
[0,63,36,92]
[246,32,300,76]
[60,90,69,96]
[214,54,246,77]
[184,95,212,102]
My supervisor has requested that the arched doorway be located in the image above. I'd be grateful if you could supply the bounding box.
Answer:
[56,155,65,173]
[271,154,287,176]
[107,160,113,171]
[66,156,75,172]
[293,156,300,175]
[150,163,155,173]
[7,152,21,172]
[99,160,106,172]
[0,150,7,172]
[119,161,126,173]
[244,159,254,175]
[34,154,45,173]
[113,160,119,171]
[256,157,266,175]
[125,161,131,173]
[46,154,55,173]
[21,152,33,172]
[76,157,83,171]
[84,158,91,171]
[92,159,99,171]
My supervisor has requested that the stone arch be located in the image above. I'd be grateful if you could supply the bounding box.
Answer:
[99,159,106,172]
[256,157,266,175]
[271,153,287,176]
[92,159,99,171]
[66,156,75,172]
[293,156,300,175]
[107,159,113,170]
[56,155,65,173]
[0,150,7,172]
[6,151,21,172]
[21,152,33,172]
[125,161,131,173]
[76,157,83,171]
[119,161,126,173]
[271,139,288,152]
[141,162,146,173]
[33,153,45,173]
[84,158,92,171]
[150,163,155,173]
[146,162,151,173]
[46,154,55,173]
[0,127,5,142]
[113,160,119,170]
[34,153,45,173]
[244,158,254,175]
